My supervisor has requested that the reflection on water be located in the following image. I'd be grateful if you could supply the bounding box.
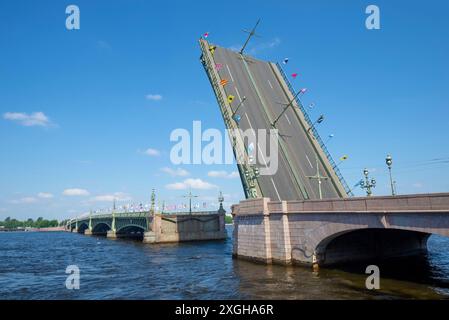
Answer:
[0,226,448,299]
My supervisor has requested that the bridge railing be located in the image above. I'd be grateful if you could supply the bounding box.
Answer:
[275,62,353,197]
[70,210,221,222]
[162,210,220,216]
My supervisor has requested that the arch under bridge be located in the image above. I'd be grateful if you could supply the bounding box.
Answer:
[67,207,227,243]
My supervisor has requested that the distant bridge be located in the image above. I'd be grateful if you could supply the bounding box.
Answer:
[67,208,227,243]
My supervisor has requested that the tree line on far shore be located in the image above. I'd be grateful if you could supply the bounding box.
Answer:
[0,217,60,229]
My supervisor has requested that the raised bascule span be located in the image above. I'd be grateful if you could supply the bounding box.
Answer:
[199,39,351,201]
[200,38,449,267]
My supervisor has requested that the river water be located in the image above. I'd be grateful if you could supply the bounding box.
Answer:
[1,226,449,300]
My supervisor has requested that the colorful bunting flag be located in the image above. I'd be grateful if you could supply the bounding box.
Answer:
[228,95,235,103]
[283,58,289,65]
[203,32,209,38]
[340,155,349,161]
[215,63,223,71]
[220,79,228,86]
[300,88,307,94]
[291,73,298,79]
[209,45,216,55]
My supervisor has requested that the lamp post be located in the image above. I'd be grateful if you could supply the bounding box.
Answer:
[232,96,246,117]
[386,154,396,196]
[271,90,302,128]
[306,154,329,199]
[325,134,334,145]
[183,189,198,214]
[360,168,376,197]
[307,114,325,134]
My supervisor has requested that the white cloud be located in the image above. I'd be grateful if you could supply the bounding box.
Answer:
[90,192,132,202]
[37,192,54,199]
[166,178,217,190]
[161,167,190,177]
[3,112,53,127]
[208,170,239,179]
[63,188,90,196]
[10,197,37,204]
[249,37,281,55]
[145,94,163,101]
[143,148,160,157]
[230,37,281,55]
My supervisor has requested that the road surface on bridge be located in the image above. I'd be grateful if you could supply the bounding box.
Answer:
[208,43,348,201]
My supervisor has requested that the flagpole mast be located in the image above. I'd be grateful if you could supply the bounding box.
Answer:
[271,90,302,128]
[239,19,261,55]
[306,154,329,199]
[183,189,198,214]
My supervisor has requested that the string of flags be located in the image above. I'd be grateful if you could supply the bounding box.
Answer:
[227,95,235,103]
[220,79,228,86]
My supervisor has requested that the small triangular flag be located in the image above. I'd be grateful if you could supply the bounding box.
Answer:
[228,95,235,103]
[283,58,289,65]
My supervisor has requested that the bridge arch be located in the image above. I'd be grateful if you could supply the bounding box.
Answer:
[77,222,89,234]
[92,222,111,235]
[314,227,431,266]
[116,224,146,239]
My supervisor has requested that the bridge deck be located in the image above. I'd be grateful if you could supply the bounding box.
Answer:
[204,41,348,201]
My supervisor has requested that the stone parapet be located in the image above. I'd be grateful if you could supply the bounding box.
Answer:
[232,193,449,266]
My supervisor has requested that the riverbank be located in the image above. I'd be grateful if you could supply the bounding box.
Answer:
[0,226,65,232]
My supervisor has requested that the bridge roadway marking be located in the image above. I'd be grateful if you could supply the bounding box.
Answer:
[244,112,282,201]
[247,59,321,198]
[239,53,309,200]
[215,47,294,200]
[267,62,344,198]
[222,49,305,200]
[253,59,341,198]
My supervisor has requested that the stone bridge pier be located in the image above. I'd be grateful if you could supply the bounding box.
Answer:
[231,193,449,266]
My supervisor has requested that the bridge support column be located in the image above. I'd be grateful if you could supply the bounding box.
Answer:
[232,198,274,264]
[106,230,118,239]
[143,213,161,243]
[107,211,117,239]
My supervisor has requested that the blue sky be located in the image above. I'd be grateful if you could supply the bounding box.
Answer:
[1,0,448,220]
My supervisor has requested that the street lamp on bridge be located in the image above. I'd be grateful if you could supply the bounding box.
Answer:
[183,189,199,214]
[232,96,246,118]
[306,154,329,200]
[360,168,376,197]
[271,90,303,128]
[386,154,396,196]
[307,114,325,134]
